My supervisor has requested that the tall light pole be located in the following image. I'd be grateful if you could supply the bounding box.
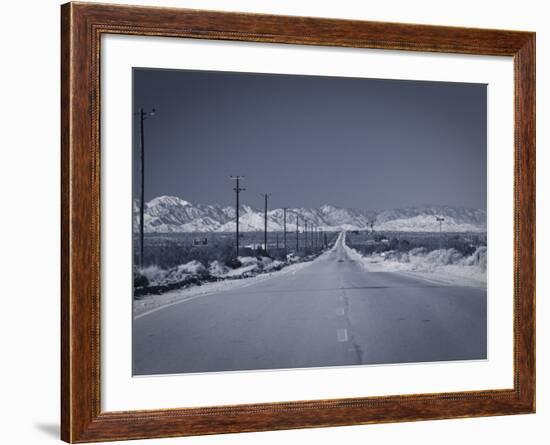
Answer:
[137,107,156,269]
[304,220,308,249]
[260,193,271,252]
[436,216,445,249]
[230,176,245,258]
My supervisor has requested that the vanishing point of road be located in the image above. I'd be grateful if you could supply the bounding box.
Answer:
[133,232,487,375]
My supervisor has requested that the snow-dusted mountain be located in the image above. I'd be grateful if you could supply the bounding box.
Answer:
[135,196,486,233]
[374,205,487,232]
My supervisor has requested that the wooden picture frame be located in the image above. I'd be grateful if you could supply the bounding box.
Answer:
[61,2,535,442]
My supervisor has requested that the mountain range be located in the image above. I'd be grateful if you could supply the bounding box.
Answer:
[135,195,487,233]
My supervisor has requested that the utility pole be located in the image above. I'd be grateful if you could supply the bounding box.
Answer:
[305,220,308,249]
[136,107,156,268]
[230,176,245,258]
[436,216,445,249]
[313,227,317,249]
[295,214,299,252]
[316,227,319,249]
[283,207,287,254]
[260,193,270,252]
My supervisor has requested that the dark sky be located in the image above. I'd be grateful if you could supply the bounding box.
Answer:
[133,68,486,211]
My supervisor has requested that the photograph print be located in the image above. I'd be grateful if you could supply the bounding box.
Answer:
[132,68,487,376]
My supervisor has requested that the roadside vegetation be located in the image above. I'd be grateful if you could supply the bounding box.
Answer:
[346,230,486,257]
[345,230,487,286]
[133,231,339,298]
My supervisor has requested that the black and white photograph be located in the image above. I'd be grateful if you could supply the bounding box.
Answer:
[132,68,488,376]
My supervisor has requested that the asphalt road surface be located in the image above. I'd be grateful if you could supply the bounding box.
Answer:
[133,233,487,375]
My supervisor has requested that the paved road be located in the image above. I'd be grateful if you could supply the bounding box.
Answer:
[133,233,486,375]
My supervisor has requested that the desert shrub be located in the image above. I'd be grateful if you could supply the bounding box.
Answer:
[398,239,411,251]
[460,246,487,270]
[424,248,463,266]
[239,247,255,258]
[140,265,166,284]
[133,271,149,288]
[209,260,230,276]
[383,250,410,262]
[225,258,242,269]
[254,248,269,258]
[215,244,236,266]
[163,260,208,283]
